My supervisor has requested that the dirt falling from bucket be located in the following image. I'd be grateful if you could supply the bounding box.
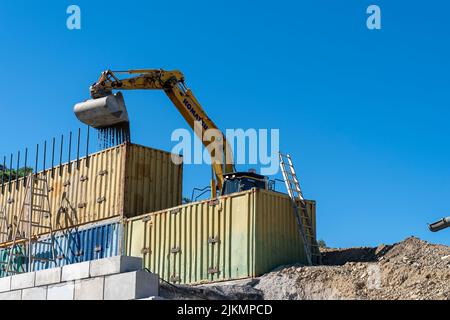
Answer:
[98,122,131,149]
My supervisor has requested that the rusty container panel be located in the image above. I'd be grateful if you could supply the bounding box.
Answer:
[0,145,126,240]
[123,144,182,218]
[124,188,316,285]
[49,144,126,229]
[0,143,182,244]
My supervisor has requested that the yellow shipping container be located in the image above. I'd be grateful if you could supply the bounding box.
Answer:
[124,188,316,285]
[0,143,182,244]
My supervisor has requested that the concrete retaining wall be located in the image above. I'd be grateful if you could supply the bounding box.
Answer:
[0,256,159,300]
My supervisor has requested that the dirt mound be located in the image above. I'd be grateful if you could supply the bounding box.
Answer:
[160,237,450,300]
[257,237,450,300]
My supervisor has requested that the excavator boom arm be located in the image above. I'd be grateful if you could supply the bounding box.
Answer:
[88,69,234,192]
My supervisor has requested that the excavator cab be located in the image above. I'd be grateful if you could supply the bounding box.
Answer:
[221,171,267,196]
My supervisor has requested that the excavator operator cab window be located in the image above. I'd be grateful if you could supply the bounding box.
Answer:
[221,172,267,196]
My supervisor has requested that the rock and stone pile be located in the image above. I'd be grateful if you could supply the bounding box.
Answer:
[160,237,450,300]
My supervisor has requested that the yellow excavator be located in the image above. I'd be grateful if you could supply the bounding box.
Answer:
[73,69,267,198]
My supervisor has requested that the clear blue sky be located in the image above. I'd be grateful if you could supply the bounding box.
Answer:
[0,1,449,247]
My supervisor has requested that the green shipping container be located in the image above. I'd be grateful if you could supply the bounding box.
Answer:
[124,188,316,285]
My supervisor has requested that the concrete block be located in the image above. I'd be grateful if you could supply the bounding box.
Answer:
[62,261,90,281]
[11,272,35,290]
[35,267,62,286]
[74,277,104,300]
[104,270,159,300]
[0,290,22,300]
[90,256,142,277]
[47,281,75,300]
[22,287,47,300]
[0,276,11,293]
[139,296,166,300]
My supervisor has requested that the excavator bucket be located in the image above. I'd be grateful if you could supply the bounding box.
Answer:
[73,92,129,129]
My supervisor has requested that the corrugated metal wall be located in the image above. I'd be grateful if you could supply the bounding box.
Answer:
[124,189,316,285]
[0,145,126,240]
[123,144,183,218]
[254,191,316,275]
[0,244,26,276]
[0,218,121,277]
[32,218,122,271]
[0,143,182,244]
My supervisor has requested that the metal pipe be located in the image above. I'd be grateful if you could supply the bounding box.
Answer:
[429,216,450,232]
[8,154,13,191]
[1,156,5,192]
[43,140,47,174]
[68,131,72,173]
[67,131,72,173]
[76,128,81,169]
[86,126,90,167]
[35,144,39,176]
[59,134,64,176]
[15,151,20,189]
[23,148,28,186]
[51,137,55,178]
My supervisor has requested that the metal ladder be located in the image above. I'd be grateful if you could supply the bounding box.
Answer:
[5,174,57,275]
[279,153,321,265]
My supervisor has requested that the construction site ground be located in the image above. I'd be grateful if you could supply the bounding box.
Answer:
[160,237,450,300]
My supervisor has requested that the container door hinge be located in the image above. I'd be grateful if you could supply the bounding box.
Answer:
[98,170,108,176]
[171,246,181,254]
[208,267,220,275]
[170,275,181,283]
[96,196,106,204]
[94,245,102,253]
[7,198,14,204]
[80,176,88,182]
[77,202,87,209]
[170,208,180,215]
[63,180,71,187]
[141,247,151,254]
[208,199,220,206]
[75,250,84,257]
[208,236,220,245]
[142,215,152,222]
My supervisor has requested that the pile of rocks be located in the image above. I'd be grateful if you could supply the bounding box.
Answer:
[160,237,450,300]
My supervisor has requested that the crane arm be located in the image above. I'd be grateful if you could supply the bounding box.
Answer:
[88,69,235,193]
